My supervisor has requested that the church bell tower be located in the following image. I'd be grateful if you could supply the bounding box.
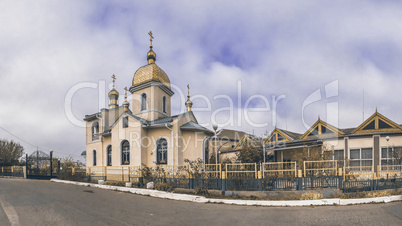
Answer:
[129,31,174,121]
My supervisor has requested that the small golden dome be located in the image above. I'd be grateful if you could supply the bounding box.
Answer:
[147,48,156,64]
[132,63,171,89]
[123,100,130,107]
[108,88,119,96]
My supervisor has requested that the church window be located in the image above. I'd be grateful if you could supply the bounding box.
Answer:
[93,150,97,166]
[123,117,128,128]
[107,145,112,166]
[92,121,99,141]
[163,96,166,113]
[141,93,147,111]
[121,140,130,165]
[156,138,168,164]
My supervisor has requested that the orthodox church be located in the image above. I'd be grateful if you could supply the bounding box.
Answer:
[84,32,212,167]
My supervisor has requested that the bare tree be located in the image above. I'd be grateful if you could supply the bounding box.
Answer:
[291,145,334,172]
[0,139,24,166]
[236,143,263,163]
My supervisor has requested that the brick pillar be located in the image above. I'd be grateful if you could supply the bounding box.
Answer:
[297,170,303,191]
[221,171,226,192]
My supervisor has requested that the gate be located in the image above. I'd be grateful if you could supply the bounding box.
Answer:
[26,150,58,179]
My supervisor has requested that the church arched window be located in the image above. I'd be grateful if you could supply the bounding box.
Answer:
[92,121,99,140]
[121,140,130,165]
[156,138,168,164]
[93,150,97,166]
[141,93,147,111]
[162,96,166,113]
[107,145,112,166]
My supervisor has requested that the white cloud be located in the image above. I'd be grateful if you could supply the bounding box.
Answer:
[1,0,402,160]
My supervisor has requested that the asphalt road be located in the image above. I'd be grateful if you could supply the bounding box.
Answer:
[0,179,401,226]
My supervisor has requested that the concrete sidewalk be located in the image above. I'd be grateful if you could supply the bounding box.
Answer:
[51,179,402,207]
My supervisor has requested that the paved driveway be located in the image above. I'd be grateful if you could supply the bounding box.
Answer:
[0,178,401,225]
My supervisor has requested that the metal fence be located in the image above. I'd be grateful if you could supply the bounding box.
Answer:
[378,165,402,179]
[61,162,402,192]
[225,163,257,191]
[226,163,257,179]
[304,160,337,177]
[261,177,298,191]
[192,164,222,190]
[262,162,297,178]
[343,166,374,181]
[303,176,339,189]
[105,166,131,181]
[0,166,25,177]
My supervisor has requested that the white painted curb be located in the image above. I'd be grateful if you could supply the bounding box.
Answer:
[50,179,402,207]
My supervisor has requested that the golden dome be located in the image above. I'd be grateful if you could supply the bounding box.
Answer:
[132,62,171,89]
[108,88,119,96]
[132,32,171,89]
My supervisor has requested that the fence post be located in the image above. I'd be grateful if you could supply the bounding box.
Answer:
[297,170,303,191]
[122,166,124,181]
[221,171,226,192]
[139,171,143,185]
[25,153,28,178]
[338,167,343,190]
[372,173,377,191]
[49,151,53,178]
[57,160,61,175]
[189,173,194,189]
[88,167,91,182]
[343,166,346,181]
[128,167,131,182]
[23,166,27,179]
[258,171,263,191]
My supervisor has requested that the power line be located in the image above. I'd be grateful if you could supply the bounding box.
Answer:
[0,126,83,159]
[0,126,39,149]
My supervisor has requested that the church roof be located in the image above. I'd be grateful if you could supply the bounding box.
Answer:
[281,129,302,140]
[107,111,200,130]
[181,121,212,133]
[148,116,173,126]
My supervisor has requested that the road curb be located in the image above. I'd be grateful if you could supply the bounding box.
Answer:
[50,179,402,207]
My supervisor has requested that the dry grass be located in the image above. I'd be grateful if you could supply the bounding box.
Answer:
[330,189,402,199]
[300,191,323,200]
[154,182,173,192]
[104,181,126,187]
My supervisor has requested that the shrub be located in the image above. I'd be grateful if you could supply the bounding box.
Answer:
[194,186,209,196]
[300,191,323,200]
[57,171,88,182]
[104,181,126,187]
[155,182,173,192]
[131,181,142,188]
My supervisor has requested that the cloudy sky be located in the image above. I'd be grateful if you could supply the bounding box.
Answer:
[1,0,401,161]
